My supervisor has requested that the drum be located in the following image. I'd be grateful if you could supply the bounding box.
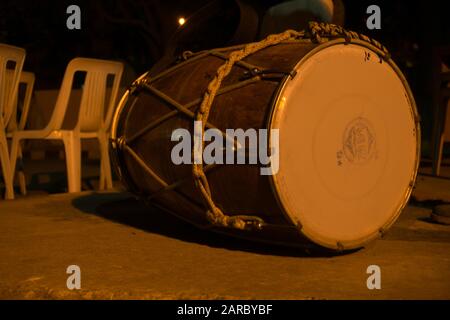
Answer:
[110,23,420,251]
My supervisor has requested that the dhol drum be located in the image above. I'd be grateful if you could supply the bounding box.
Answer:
[110,23,420,251]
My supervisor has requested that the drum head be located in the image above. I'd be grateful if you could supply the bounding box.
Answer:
[269,41,419,250]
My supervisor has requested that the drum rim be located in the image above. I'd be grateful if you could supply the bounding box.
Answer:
[111,71,149,144]
[110,71,149,192]
[266,38,421,250]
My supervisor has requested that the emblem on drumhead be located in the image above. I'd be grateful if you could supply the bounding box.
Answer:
[343,117,376,164]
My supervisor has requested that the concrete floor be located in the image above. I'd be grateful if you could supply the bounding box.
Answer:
[0,171,449,299]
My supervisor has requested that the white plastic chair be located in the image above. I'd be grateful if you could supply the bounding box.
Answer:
[0,44,25,199]
[10,58,124,193]
[5,71,35,195]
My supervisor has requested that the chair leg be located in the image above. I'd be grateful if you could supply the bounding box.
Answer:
[9,135,20,182]
[0,130,14,199]
[17,144,27,195]
[432,96,450,176]
[99,162,105,190]
[10,138,27,195]
[62,132,81,193]
[98,134,113,190]
[433,134,445,176]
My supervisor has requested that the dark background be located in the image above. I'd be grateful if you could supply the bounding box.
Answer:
[1,0,449,154]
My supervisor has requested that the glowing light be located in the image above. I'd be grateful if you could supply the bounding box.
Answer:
[178,17,186,26]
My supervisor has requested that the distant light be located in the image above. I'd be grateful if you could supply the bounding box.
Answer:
[178,17,186,26]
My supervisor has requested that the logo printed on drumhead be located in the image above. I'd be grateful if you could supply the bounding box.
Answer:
[343,117,376,164]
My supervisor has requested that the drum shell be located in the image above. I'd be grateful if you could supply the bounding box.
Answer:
[112,28,421,251]
[113,42,319,243]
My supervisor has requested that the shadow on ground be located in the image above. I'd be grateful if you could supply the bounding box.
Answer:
[71,192,358,258]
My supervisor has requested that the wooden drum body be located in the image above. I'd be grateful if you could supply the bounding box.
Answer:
[111,25,420,251]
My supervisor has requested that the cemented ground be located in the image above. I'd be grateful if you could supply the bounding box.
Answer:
[0,174,449,299]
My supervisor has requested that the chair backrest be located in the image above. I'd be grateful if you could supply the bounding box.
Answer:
[0,44,25,127]
[48,58,123,132]
[17,71,35,131]
[6,71,35,132]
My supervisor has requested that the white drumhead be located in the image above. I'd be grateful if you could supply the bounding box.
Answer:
[269,41,419,249]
